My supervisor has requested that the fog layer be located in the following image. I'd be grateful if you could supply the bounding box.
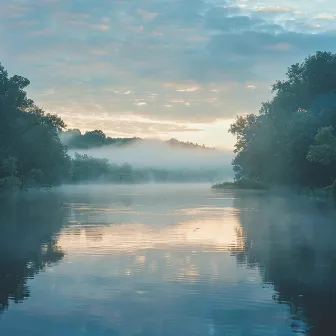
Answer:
[68,139,234,179]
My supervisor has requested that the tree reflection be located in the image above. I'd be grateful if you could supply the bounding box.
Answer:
[232,192,336,335]
[0,192,67,312]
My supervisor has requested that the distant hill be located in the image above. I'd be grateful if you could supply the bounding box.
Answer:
[60,129,215,151]
[165,138,215,150]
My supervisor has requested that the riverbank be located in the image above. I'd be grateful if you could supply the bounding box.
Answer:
[212,180,336,202]
[212,180,268,191]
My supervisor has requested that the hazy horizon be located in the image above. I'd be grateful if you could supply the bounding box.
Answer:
[66,139,234,182]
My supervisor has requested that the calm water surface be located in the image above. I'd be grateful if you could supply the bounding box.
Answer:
[0,184,336,336]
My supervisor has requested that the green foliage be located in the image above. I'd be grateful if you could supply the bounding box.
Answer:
[0,157,20,190]
[62,129,139,149]
[331,180,336,201]
[68,153,220,184]
[212,179,268,190]
[1,157,18,176]
[0,176,21,190]
[166,138,213,150]
[70,153,134,183]
[0,62,70,188]
[230,51,336,189]
[71,153,110,182]
[307,127,336,165]
[61,129,213,151]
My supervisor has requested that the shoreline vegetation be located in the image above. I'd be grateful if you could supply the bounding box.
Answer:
[212,181,335,204]
[212,180,333,195]
[213,51,336,202]
[212,180,268,190]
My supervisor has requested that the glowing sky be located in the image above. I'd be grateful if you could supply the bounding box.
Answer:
[2,0,336,148]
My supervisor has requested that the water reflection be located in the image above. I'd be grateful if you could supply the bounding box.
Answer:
[0,185,336,335]
[230,192,336,336]
[59,208,243,254]
[0,192,67,312]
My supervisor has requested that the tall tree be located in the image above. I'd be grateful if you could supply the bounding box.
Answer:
[229,51,336,188]
[0,63,70,188]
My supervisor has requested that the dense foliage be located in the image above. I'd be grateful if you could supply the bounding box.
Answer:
[69,153,219,184]
[230,51,336,190]
[0,63,70,189]
[62,129,139,149]
[70,153,134,183]
[212,179,267,190]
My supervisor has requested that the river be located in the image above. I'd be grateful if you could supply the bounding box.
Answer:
[0,184,335,335]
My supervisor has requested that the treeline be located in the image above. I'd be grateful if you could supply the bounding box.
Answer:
[61,129,139,149]
[229,51,336,195]
[0,62,216,190]
[166,138,213,150]
[62,128,213,150]
[71,153,219,184]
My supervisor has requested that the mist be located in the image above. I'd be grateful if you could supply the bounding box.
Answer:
[67,139,234,182]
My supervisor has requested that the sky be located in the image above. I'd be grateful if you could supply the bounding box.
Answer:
[1,0,336,149]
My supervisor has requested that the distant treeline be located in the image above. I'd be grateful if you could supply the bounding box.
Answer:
[70,153,220,184]
[0,63,216,190]
[61,128,213,150]
[226,51,336,197]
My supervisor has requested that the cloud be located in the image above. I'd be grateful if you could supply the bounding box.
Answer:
[255,6,294,14]
[61,115,203,138]
[315,13,335,21]
[90,24,110,31]
[1,0,336,145]
[246,84,257,90]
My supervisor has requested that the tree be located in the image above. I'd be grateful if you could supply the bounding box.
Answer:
[0,62,70,187]
[229,51,336,188]
[307,127,336,165]
[307,126,336,192]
